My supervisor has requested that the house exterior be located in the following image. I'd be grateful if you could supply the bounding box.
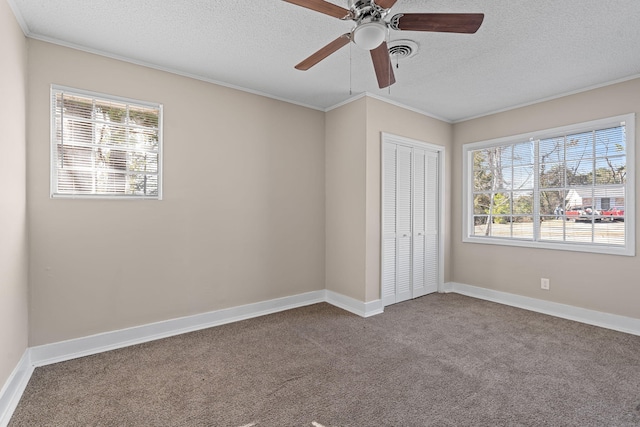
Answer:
[565,186,625,210]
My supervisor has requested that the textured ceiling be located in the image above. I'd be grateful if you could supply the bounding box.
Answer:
[8,0,640,122]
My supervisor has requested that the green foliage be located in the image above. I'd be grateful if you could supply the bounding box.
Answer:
[491,193,511,224]
[514,194,533,215]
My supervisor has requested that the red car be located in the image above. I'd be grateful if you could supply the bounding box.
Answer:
[601,207,625,221]
[565,206,602,222]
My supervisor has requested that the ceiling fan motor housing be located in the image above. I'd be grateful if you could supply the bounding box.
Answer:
[348,0,390,22]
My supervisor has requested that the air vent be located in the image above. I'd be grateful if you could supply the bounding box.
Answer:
[387,40,418,60]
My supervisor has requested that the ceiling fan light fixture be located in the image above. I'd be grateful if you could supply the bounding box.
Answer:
[353,21,387,50]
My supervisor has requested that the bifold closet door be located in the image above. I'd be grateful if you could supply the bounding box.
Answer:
[382,141,439,307]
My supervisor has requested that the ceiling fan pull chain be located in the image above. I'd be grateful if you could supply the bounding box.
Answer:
[387,32,392,95]
[349,40,353,96]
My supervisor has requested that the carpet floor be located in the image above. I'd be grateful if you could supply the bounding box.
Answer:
[9,293,640,426]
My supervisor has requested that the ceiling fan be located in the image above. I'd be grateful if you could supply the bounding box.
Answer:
[283,0,484,88]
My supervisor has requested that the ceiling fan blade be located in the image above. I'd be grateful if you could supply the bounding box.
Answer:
[392,13,484,33]
[295,34,351,70]
[370,41,396,89]
[283,0,350,19]
[375,0,398,9]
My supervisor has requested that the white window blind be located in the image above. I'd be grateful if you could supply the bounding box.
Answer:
[463,114,635,256]
[51,86,162,199]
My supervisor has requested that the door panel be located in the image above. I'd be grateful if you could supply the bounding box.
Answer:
[382,143,397,306]
[412,149,426,297]
[425,152,439,294]
[396,234,412,302]
[395,145,412,303]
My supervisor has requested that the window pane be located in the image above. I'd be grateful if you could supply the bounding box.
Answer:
[58,169,94,193]
[594,157,625,184]
[474,170,493,191]
[473,147,517,191]
[513,192,533,215]
[511,218,534,239]
[594,222,625,245]
[96,172,127,194]
[539,191,565,216]
[566,160,593,186]
[540,217,565,241]
[565,222,595,243]
[97,123,128,146]
[129,105,159,128]
[129,152,158,173]
[512,142,534,166]
[95,99,127,124]
[96,148,122,171]
[473,194,490,215]
[473,149,491,171]
[488,193,511,215]
[512,165,534,189]
[539,136,564,163]
[566,131,594,161]
[539,162,565,188]
[64,120,93,146]
[61,94,92,119]
[595,126,625,158]
[472,216,489,236]
[58,145,93,169]
[128,174,158,196]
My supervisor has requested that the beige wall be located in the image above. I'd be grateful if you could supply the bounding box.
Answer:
[325,98,368,301]
[0,0,29,389]
[452,78,640,320]
[27,40,326,346]
[325,96,451,302]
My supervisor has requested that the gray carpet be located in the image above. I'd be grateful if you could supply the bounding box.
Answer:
[9,294,640,426]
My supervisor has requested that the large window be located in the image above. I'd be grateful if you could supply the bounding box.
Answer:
[51,86,162,198]
[463,114,635,256]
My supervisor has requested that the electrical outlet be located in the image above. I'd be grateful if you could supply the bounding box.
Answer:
[541,278,550,290]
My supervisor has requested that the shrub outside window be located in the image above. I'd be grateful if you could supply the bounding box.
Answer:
[51,86,162,199]
[463,114,635,256]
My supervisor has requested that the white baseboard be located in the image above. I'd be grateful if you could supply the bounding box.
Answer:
[325,290,384,317]
[29,290,329,367]
[0,350,33,427]
[445,282,640,337]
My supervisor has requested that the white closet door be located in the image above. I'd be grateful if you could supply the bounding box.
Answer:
[381,137,440,307]
[395,145,413,303]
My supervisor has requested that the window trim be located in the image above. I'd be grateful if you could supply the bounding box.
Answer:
[462,113,635,256]
[50,85,163,200]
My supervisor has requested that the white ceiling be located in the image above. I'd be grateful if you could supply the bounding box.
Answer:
[9,0,640,122]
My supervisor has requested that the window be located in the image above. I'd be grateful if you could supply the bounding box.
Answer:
[51,86,162,198]
[463,114,635,256]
